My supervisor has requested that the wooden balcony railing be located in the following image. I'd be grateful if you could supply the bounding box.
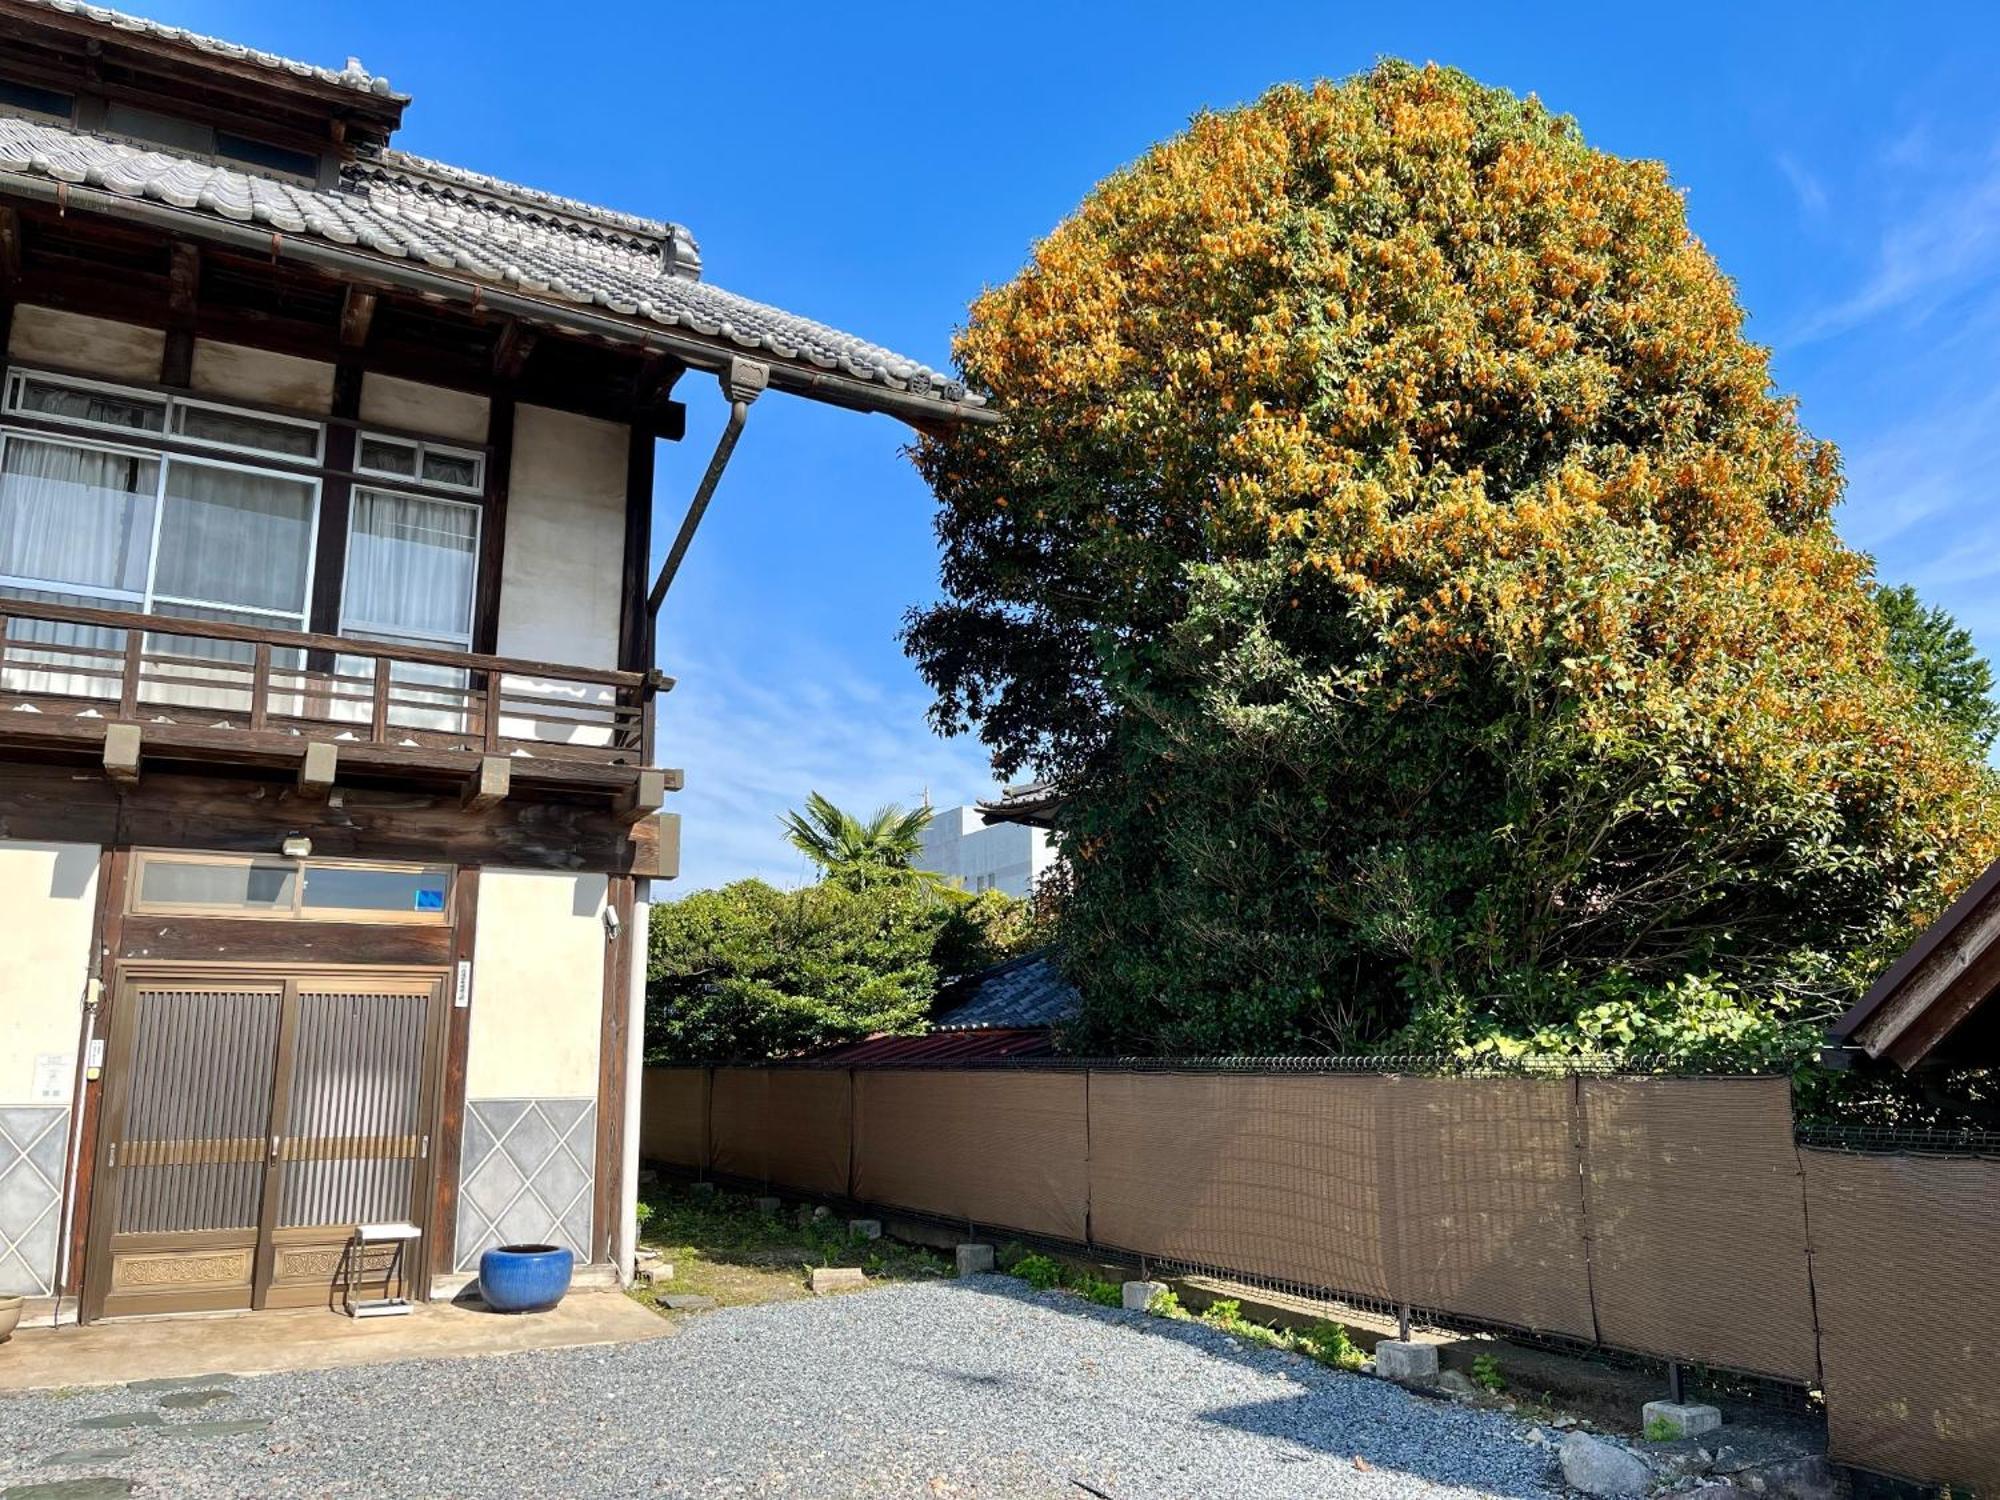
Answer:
[0,595,660,772]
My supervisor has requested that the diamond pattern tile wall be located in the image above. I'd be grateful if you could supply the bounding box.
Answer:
[456,1098,595,1271]
[0,1106,67,1297]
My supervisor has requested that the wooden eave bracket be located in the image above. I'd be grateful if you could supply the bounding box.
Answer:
[102,721,141,787]
[461,754,511,811]
[615,768,674,824]
[297,740,337,801]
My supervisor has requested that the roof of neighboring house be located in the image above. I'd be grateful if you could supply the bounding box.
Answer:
[976,781,1065,831]
[933,948,1080,1030]
[812,1026,1059,1065]
[16,0,406,98]
[1828,854,2000,1071]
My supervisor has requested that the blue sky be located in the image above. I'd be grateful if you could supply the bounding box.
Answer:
[158,2,2000,888]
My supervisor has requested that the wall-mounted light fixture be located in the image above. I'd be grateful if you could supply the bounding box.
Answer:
[281,834,313,860]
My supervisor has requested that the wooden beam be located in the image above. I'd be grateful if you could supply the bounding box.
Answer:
[656,811,681,881]
[339,286,378,350]
[490,317,536,380]
[0,203,21,288]
[459,754,510,811]
[160,241,200,386]
[430,865,480,1287]
[297,740,337,800]
[101,722,140,786]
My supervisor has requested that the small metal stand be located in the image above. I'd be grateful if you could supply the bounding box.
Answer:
[343,1221,421,1318]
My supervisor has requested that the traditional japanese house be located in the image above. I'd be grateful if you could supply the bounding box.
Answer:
[0,0,989,1321]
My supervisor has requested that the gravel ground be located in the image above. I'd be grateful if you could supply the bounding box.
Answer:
[0,1277,1558,1499]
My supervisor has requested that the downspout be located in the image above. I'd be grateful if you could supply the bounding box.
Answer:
[617,879,652,1284]
[620,361,763,1280]
[644,357,768,645]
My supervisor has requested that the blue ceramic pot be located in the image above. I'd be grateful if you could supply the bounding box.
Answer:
[478,1244,574,1313]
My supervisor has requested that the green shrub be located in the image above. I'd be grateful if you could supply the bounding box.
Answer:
[1471,1352,1507,1393]
[1643,1416,1678,1442]
[1146,1287,1185,1318]
[1300,1321,1365,1372]
[1013,1253,1064,1291]
[1077,1276,1123,1308]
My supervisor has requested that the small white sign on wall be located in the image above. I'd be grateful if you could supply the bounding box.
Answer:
[32,1052,72,1103]
[455,960,472,1008]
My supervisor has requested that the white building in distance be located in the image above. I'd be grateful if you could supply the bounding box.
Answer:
[917,802,1059,899]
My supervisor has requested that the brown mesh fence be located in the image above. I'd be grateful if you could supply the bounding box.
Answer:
[638,1066,709,1170]
[1088,1071,1395,1301]
[1384,1077,1595,1339]
[1804,1148,2000,1488]
[1580,1077,1817,1381]
[708,1068,851,1196]
[851,1069,1087,1240]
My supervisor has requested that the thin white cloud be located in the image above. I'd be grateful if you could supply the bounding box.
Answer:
[1775,151,1828,221]
[1791,143,2000,344]
[658,641,1000,893]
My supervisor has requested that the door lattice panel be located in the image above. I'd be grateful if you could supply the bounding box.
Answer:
[278,988,430,1230]
[116,988,281,1236]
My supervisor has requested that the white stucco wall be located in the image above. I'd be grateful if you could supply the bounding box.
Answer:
[496,403,626,671]
[465,869,606,1100]
[359,373,490,443]
[190,339,334,414]
[8,305,163,383]
[0,841,99,1106]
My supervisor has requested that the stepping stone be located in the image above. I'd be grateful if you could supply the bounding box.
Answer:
[3,1481,135,1499]
[659,1294,716,1311]
[69,1415,160,1431]
[122,1384,233,1408]
[157,1390,233,1410]
[153,1419,270,1441]
[38,1450,131,1468]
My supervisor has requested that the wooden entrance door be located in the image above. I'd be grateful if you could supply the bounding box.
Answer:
[85,970,446,1320]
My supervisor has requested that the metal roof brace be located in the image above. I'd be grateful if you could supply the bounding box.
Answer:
[646,356,768,626]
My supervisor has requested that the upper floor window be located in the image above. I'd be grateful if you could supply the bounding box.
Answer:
[5,371,323,465]
[355,433,484,493]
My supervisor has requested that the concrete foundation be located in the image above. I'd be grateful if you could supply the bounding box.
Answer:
[1123,1280,1168,1311]
[1642,1400,1722,1438]
[1374,1340,1440,1384]
[848,1219,882,1241]
[955,1244,995,1277]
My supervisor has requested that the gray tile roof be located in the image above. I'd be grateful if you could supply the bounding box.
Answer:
[17,0,405,98]
[935,949,1081,1031]
[0,115,983,413]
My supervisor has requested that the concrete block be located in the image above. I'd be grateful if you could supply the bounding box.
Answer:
[753,1196,782,1216]
[1373,1340,1439,1384]
[636,1262,674,1286]
[1122,1280,1168,1311]
[810,1266,867,1295]
[660,1293,715,1311]
[848,1219,882,1241]
[1642,1400,1722,1439]
[955,1244,995,1277]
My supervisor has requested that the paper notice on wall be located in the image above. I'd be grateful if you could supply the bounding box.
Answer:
[32,1053,72,1103]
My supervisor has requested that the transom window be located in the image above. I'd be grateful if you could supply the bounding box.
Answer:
[356,432,483,493]
[6,371,324,464]
[130,851,454,924]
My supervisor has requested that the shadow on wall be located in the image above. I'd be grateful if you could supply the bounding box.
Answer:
[40,841,96,901]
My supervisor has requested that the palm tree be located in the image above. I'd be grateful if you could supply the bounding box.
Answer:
[780,792,937,890]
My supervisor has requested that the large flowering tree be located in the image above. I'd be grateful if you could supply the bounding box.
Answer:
[905,63,2000,1059]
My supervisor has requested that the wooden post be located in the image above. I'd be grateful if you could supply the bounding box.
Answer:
[248,641,271,731]
[117,631,142,718]
[370,661,391,743]
[481,673,503,753]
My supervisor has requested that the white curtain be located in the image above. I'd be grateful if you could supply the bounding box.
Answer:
[0,437,158,594]
[154,461,313,615]
[343,490,477,642]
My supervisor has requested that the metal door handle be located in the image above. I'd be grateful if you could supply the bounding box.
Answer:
[269,1134,280,1162]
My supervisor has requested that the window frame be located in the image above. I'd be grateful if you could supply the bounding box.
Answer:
[336,485,483,651]
[4,369,325,467]
[128,849,456,926]
[0,423,323,634]
[353,431,485,495]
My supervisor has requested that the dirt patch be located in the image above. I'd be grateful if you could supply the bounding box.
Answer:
[629,1184,950,1316]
